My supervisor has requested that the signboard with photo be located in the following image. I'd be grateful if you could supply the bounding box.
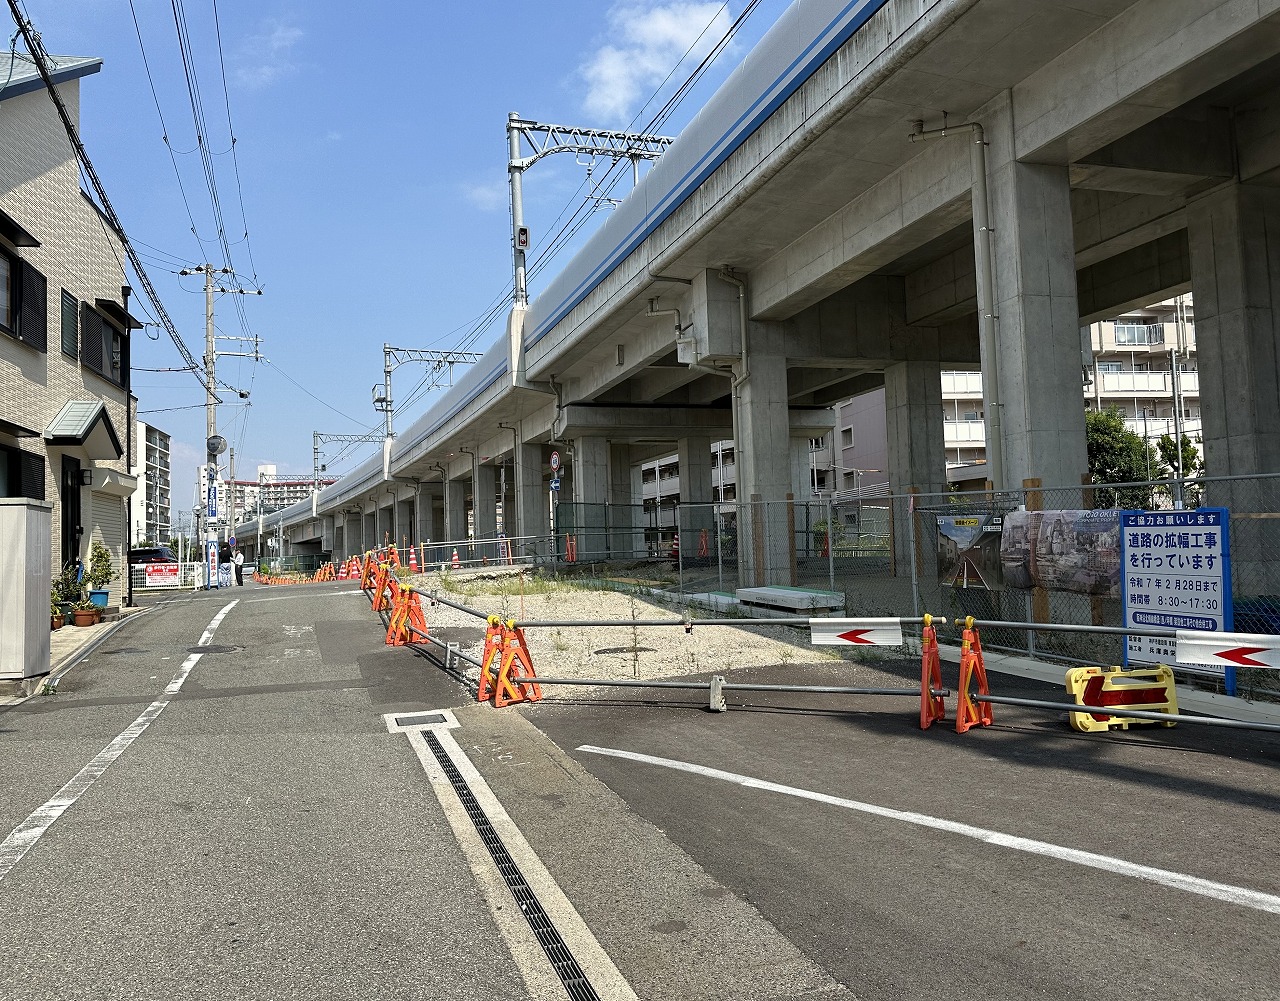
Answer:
[937,514,1004,590]
[1000,509,1121,596]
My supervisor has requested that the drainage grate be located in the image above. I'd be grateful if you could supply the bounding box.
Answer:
[423,731,600,1001]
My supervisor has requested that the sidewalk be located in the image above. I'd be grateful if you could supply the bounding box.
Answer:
[0,606,149,705]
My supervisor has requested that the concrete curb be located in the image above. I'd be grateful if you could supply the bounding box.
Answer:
[0,608,149,709]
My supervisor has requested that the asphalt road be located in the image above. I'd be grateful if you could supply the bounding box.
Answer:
[3,584,1278,1000]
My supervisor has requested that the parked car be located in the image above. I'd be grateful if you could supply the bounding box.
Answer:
[128,546,178,565]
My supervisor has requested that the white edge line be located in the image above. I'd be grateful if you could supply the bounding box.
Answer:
[577,744,1280,916]
[0,600,238,882]
[405,727,639,1001]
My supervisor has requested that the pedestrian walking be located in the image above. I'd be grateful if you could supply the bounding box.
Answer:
[217,540,233,589]
[234,547,245,586]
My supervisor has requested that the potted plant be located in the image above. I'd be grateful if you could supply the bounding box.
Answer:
[51,561,82,617]
[51,597,64,630]
[71,598,98,627]
[85,539,117,608]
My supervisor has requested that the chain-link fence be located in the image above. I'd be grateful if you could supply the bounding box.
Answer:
[552,474,1280,700]
[907,473,1280,700]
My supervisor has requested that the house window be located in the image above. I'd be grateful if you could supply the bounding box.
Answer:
[0,253,47,351]
[80,301,128,387]
[1097,361,1123,373]
[60,289,77,357]
[0,442,45,500]
[0,248,11,332]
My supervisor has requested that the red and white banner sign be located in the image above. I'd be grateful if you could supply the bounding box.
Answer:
[809,617,903,647]
[1176,630,1280,670]
[144,563,181,588]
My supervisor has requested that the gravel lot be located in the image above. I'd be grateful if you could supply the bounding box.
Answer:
[402,566,916,691]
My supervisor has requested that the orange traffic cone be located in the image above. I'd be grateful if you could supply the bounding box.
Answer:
[451,547,460,569]
[409,545,419,573]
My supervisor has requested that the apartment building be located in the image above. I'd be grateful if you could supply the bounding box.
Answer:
[130,422,171,544]
[0,53,140,606]
[939,297,1198,485]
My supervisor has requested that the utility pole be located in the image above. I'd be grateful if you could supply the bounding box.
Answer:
[371,344,483,478]
[506,114,674,307]
[179,264,262,584]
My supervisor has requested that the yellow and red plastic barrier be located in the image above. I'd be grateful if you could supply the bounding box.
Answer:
[1065,664,1177,732]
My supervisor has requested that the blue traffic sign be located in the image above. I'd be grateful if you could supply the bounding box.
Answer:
[550,477,560,491]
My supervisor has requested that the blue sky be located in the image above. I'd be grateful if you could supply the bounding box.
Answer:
[21,0,791,509]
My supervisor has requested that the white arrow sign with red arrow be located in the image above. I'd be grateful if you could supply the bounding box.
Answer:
[809,618,904,647]
[1176,630,1280,670]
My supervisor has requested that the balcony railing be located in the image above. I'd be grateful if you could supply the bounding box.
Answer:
[1099,371,1168,394]
[943,419,986,446]
[941,371,984,397]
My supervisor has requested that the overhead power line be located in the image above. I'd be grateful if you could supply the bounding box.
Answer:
[7,2,219,401]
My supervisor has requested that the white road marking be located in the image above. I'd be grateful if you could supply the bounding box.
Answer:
[0,600,239,882]
[405,722,639,1000]
[578,744,1280,916]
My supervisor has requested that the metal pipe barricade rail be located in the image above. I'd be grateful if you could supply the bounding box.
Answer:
[964,689,1280,734]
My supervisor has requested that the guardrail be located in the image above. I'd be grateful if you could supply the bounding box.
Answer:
[343,547,1280,739]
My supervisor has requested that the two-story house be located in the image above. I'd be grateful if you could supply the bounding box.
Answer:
[0,52,140,607]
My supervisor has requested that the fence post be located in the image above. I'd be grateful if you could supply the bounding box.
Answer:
[827,495,836,592]
[786,492,797,586]
[1081,473,1105,627]
[751,493,765,587]
[1024,478,1050,636]
[908,489,921,618]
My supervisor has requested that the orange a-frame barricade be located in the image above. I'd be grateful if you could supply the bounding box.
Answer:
[389,544,402,570]
[955,616,993,733]
[919,613,946,729]
[698,529,709,558]
[565,535,578,562]
[475,617,541,708]
[370,562,394,611]
[386,584,428,646]
[476,616,505,703]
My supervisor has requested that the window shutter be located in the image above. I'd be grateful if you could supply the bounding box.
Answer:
[60,289,77,357]
[18,261,46,352]
[81,301,103,373]
[19,450,45,501]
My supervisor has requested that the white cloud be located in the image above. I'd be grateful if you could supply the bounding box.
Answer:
[234,19,303,89]
[580,2,731,123]
[462,180,508,212]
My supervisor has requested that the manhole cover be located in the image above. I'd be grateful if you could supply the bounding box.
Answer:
[187,644,238,654]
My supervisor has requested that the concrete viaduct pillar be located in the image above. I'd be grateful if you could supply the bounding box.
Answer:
[1187,182,1280,480]
[985,99,1089,495]
[474,465,497,540]
[609,443,643,560]
[516,441,549,559]
[444,478,467,544]
[571,435,609,561]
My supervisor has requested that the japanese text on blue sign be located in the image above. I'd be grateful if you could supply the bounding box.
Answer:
[1122,508,1232,671]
